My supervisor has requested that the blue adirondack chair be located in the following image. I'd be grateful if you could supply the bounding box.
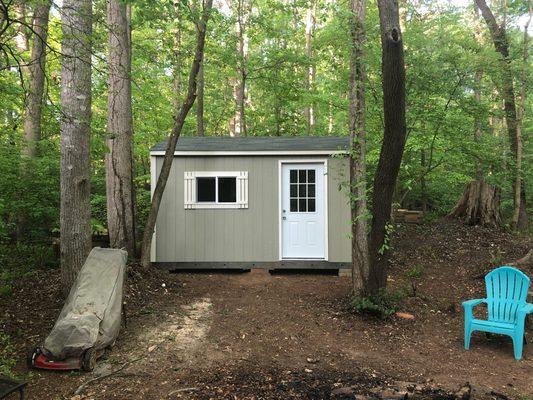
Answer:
[463,266,533,360]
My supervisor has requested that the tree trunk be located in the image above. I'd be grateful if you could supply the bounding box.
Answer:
[231,0,247,136]
[513,2,530,230]
[172,4,182,113]
[22,0,51,159]
[475,0,527,230]
[60,0,92,294]
[349,0,369,294]
[367,0,407,296]
[197,60,205,136]
[449,181,501,227]
[140,0,213,268]
[105,0,135,257]
[304,0,316,135]
[14,2,29,52]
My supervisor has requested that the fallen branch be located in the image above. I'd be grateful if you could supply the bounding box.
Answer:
[73,357,143,395]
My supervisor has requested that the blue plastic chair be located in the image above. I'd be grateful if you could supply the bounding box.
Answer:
[462,266,533,360]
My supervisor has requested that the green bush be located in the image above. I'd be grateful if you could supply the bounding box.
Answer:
[0,332,16,378]
[348,289,404,319]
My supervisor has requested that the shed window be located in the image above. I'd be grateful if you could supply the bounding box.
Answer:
[184,171,248,209]
[289,168,316,213]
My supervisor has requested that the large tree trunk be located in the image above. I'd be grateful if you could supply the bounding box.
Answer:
[304,0,316,135]
[22,0,51,159]
[140,0,213,268]
[13,2,29,52]
[105,0,135,256]
[349,0,369,294]
[449,181,501,227]
[367,0,407,296]
[197,59,205,136]
[475,0,527,230]
[60,0,92,294]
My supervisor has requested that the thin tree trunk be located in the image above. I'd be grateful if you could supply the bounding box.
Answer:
[14,2,29,52]
[475,0,527,230]
[197,60,205,136]
[140,0,213,268]
[22,0,51,159]
[232,0,247,136]
[172,4,182,113]
[304,0,316,135]
[105,0,135,257]
[60,0,92,294]
[513,2,530,230]
[349,0,369,294]
[367,0,407,295]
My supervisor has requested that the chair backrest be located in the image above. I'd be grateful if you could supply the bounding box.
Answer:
[485,266,530,323]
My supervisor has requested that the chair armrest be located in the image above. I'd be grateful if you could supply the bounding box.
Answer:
[462,298,485,309]
[518,303,533,316]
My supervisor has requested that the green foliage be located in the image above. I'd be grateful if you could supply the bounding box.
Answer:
[404,265,424,297]
[0,332,16,378]
[348,289,404,319]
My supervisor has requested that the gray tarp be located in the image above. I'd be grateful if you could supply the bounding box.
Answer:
[43,247,127,359]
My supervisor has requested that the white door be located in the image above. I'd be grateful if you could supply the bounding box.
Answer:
[281,163,326,259]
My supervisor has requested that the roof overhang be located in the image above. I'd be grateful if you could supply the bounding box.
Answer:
[150,150,348,156]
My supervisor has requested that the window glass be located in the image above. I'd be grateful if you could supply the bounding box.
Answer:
[288,168,317,213]
[197,177,216,202]
[218,177,237,203]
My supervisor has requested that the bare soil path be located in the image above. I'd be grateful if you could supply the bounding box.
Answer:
[1,220,532,399]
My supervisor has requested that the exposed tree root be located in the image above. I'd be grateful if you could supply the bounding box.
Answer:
[448,180,501,227]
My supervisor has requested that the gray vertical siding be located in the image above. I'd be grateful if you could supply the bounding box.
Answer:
[154,155,350,263]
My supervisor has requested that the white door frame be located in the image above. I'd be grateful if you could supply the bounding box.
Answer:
[278,159,329,261]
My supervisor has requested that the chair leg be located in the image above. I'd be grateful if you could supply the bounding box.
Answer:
[464,323,472,350]
[512,334,524,360]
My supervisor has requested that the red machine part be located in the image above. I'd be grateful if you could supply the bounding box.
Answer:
[31,352,81,371]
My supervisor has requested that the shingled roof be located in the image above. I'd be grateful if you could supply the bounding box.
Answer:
[150,136,350,153]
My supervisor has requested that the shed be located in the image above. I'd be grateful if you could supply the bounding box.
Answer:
[150,136,351,270]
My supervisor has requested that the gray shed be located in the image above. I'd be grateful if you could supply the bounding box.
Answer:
[150,136,351,270]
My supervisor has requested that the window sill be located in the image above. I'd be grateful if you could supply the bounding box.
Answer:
[185,203,248,210]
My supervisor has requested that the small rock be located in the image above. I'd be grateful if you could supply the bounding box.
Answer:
[332,386,355,395]
[148,345,157,352]
[395,312,415,320]
[304,368,313,373]
[306,357,319,364]
[455,383,471,400]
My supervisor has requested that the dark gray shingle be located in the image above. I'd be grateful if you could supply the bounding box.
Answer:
[150,136,349,153]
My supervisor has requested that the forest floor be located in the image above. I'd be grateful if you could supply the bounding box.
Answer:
[1,219,532,400]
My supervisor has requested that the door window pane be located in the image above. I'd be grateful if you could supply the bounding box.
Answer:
[290,184,298,197]
[308,170,315,183]
[299,199,307,212]
[308,184,315,197]
[290,170,297,184]
[299,184,307,197]
[299,170,307,183]
[218,177,237,203]
[197,177,216,202]
[308,199,316,212]
[290,199,298,212]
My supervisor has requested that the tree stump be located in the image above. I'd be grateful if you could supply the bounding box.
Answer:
[448,181,501,227]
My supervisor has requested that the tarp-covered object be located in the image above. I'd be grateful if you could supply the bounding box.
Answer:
[43,247,127,359]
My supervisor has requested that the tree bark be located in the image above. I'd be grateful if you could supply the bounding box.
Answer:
[22,0,51,159]
[140,0,213,268]
[60,0,92,294]
[475,0,527,230]
[304,0,316,135]
[197,59,205,136]
[13,2,29,52]
[449,181,501,227]
[513,2,530,230]
[230,0,248,136]
[172,4,182,112]
[349,0,369,294]
[105,0,135,257]
[367,0,407,295]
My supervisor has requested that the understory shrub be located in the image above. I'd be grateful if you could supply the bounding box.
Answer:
[348,289,405,319]
[0,332,16,378]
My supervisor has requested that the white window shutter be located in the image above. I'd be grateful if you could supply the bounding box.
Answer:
[237,171,248,209]
[184,172,195,209]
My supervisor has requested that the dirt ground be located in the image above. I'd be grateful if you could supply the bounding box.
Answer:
[1,220,532,399]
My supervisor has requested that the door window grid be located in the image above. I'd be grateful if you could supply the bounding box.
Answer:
[289,169,316,212]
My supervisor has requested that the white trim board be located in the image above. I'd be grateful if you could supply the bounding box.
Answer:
[150,156,157,263]
[277,159,329,261]
[150,150,347,156]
